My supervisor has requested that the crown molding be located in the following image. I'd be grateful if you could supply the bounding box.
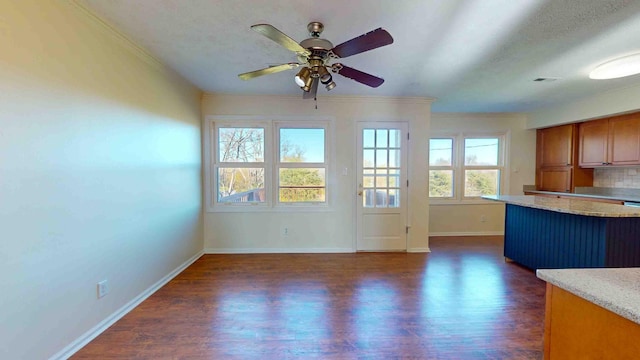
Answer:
[67,1,168,74]
[202,92,434,105]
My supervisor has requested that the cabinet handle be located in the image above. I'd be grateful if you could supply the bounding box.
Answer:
[602,162,607,165]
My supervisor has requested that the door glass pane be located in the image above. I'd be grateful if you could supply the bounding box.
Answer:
[464,169,499,197]
[218,128,264,162]
[389,130,400,148]
[363,189,374,208]
[389,149,400,168]
[363,129,375,148]
[363,149,375,167]
[375,189,388,207]
[429,138,452,166]
[376,175,388,187]
[389,189,400,207]
[465,138,499,166]
[363,175,374,188]
[376,129,388,147]
[389,173,399,187]
[280,128,325,163]
[376,149,388,167]
[429,170,453,198]
[218,168,265,202]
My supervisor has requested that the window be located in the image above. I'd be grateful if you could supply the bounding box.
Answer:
[277,126,326,203]
[463,138,500,197]
[429,138,454,198]
[216,127,266,203]
[207,118,330,211]
[429,134,505,201]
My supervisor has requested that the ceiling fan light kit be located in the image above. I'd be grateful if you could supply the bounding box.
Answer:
[238,22,394,99]
[589,53,640,80]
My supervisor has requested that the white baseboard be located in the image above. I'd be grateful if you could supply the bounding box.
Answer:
[204,247,354,254]
[50,250,204,360]
[408,247,431,253]
[429,231,504,237]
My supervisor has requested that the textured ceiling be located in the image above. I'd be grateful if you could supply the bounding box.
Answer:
[78,0,640,112]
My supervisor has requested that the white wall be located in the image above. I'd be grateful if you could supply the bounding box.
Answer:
[0,2,203,359]
[429,113,536,235]
[202,94,431,252]
[527,82,640,129]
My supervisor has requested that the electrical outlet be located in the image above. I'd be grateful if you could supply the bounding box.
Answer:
[97,280,109,298]
[480,215,487,223]
[283,227,289,236]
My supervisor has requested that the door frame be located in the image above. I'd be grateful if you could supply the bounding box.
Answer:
[355,121,410,251]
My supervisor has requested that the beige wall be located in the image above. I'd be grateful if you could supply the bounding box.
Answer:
[0,2,202,359]
[429,113,536,235]
[527,82,640,129]
[202,94,431,252]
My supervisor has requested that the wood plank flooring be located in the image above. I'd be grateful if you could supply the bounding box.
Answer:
[73,236,546,359]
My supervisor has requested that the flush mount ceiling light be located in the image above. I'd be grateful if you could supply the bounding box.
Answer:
[589,53,640,80]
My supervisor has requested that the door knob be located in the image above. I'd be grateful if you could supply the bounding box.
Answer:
[358,191,363,196]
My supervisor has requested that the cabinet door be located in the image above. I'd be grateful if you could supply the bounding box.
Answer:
[609,115,640,166]
[538,168,572,193]
[538,124,573,167]
[579,119,609,167]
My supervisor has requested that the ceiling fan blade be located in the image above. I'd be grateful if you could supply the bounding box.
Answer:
[303,78,319,99]
[331,28,393,58]
[333,64,384,88]
[238,63,300,80]
[251,24,311,56]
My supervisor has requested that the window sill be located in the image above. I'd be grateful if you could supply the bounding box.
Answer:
[206,204,334,213]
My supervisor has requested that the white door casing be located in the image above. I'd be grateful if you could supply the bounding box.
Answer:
[356,122,409,251]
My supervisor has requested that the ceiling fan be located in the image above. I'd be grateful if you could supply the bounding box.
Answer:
[238,22,393,99]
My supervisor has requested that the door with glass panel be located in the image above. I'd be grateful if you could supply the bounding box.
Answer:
[356,122,408,251]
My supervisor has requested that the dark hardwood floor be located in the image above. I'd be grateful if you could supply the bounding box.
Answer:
[73,236,546,359]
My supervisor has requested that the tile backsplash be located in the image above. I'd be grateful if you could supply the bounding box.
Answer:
[594,168,640,188]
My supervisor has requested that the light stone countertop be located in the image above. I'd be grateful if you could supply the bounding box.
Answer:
[522,186,640,203]
[523,189,640,203]
[482,195,640,217]
[537,268,640,325]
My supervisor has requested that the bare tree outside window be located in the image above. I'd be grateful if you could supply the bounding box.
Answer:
[217,128,265,202]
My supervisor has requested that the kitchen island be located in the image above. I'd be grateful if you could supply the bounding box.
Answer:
[483,195,640,269]
[537,268,640,359]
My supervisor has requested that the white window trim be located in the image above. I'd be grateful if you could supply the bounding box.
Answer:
[429,131,510,205]
[204,116,334,212]
[275,121,329,207]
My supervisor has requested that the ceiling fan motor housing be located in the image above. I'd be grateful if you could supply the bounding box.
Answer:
[307,21,324,37]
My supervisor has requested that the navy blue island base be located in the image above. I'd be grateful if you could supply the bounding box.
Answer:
[504,203,640,270]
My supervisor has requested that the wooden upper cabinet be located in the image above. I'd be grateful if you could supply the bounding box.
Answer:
[538,124,573,167]
[536,123,593,192]
[578,113,640,167]
[609,115,640,165]
[579,119,609,167]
